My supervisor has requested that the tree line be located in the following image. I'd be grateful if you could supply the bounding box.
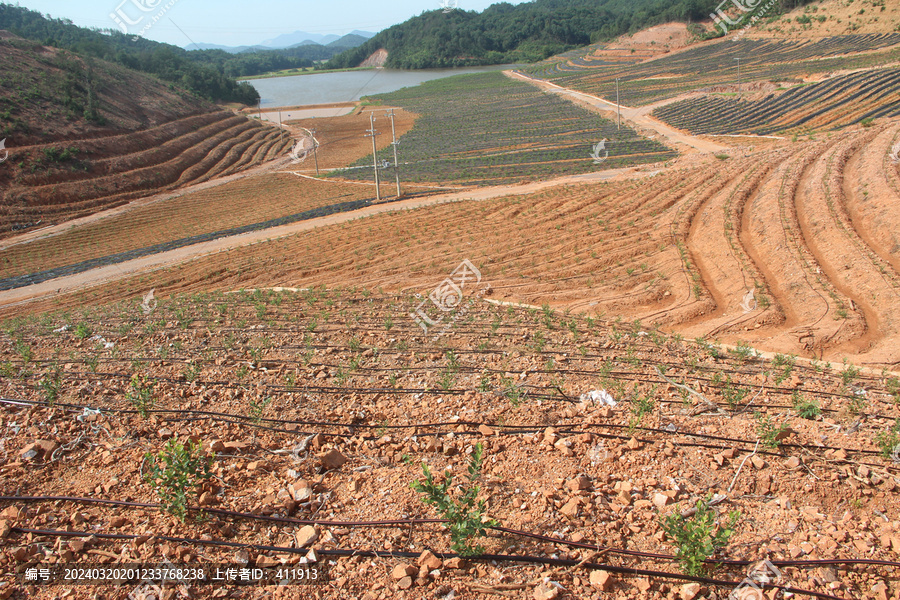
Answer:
[327,0,812,70]
[0,4,359,104]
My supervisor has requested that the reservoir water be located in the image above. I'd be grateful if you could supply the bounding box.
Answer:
[243,65,514,108]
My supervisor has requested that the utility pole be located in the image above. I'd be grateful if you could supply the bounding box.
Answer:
[735,58,742,98]
[387,109,401,198]
[366,112,381,202]
[278,111,284,145]
[615,78,621,130]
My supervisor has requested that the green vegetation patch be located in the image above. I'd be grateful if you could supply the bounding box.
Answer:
[336,71,675,186]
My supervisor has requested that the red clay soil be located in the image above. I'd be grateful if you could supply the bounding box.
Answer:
[0,290,898,599]
[10,123,900,368]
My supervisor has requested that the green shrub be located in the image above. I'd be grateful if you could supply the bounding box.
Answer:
[660,497,739,576]
[144,438,214,522]
[411,442,498,556]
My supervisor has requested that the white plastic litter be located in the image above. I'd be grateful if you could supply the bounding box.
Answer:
[89,335,115,349]
[77,408,101,423]
[740,289,757,313]
[579,389,617,407]
[52,325,70,333]
[141,289,158,316]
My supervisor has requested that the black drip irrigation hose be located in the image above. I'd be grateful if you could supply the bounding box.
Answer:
[3,496,899,571]
[6,527,850,600]
[6,345,893,407]
[0,397,892,463]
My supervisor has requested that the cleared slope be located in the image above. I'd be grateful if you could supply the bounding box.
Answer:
[0,35,290,238]
[11,127,900,364]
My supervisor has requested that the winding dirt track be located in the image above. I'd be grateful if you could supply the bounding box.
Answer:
[0,165,648,310]
[4,82,900,367]
[505,71,730,154]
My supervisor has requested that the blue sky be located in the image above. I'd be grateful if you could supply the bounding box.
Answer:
[14,0,531,47]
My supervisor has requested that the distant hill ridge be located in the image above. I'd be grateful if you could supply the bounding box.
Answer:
[187,31,375,53]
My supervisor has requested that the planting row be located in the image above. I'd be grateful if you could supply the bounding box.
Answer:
[333,72,675,186]
[524,34,900,107]
[652,68,900,135]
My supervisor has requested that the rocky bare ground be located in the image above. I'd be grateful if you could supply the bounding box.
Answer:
[0,289,898,599]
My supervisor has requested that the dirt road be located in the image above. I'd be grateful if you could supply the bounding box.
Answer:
[1,75,736,311]
[0,165,657,310]
[505,71,729,154]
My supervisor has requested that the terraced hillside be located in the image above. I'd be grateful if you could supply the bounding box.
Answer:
[338,72,676,186]
[0,290,898,599]
[652,68,900,135]
[525,34,900,107]
[0,107,421,291]
[0,111,292,235]
[12,122,900,366]
[0,34,291,238]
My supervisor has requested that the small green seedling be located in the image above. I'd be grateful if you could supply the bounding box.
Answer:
[792,391,820,420]
[74,323,93,340]
[659,497,740,576]
[249,396,272,424]
[39,366,63,405]
[875,419,900,459]
[411,442,498,556]
[755,413,791,449]
[127,374,155,418]
[144,438,214,522]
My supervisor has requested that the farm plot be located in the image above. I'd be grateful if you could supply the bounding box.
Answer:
[14,124,900,366]
[0,176,381,286]
[333,72,676,186]
[652,68,900,135]
[0,106,421,290]
[0,289,899,599]
[0,111,292,236]
[524,34,900,108]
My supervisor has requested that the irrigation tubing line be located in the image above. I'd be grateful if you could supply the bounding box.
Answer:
[7,350,888,404]
[13,368,889,418]
[6,527,850,599]
[0,369,861,417]
[0,398,892,462]
[7,324,884,390]
[4,496,899,572]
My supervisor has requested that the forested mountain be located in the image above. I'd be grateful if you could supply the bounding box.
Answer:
[0,4,368,102]
[0,3,263,104]
[327,0,813,69]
